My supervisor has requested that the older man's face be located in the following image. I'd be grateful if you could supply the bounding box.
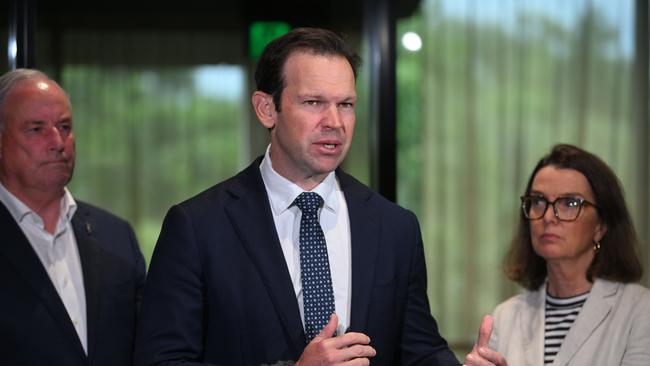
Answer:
[0,78,75,200]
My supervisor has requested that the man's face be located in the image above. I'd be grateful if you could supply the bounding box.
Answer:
[260,52,356,190]
[0,79,75,200]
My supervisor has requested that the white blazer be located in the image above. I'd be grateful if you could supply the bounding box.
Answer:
[489,279,650,366]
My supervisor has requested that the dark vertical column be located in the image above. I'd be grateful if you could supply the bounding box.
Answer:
[363,0,396,202]
[634,0,649,283]
[8,0,36,69]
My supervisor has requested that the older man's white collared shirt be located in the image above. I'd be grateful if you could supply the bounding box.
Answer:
[0,182,87,354]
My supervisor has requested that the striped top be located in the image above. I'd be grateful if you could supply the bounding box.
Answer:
[544,291,589,364]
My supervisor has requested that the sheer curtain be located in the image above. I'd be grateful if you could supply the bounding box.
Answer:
[50,31,252,261]
[396,0,646,353]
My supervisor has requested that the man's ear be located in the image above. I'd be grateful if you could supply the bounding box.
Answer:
[252,91,276,129]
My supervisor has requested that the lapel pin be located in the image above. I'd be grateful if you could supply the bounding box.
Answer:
[85,222,93,234]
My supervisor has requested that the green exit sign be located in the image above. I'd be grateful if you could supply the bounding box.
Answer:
[249,22,291,59]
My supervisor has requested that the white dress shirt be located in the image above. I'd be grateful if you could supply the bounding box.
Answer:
[0,182,87,354]
[259,145,352,336]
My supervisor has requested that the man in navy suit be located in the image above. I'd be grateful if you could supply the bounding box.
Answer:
[0,68,146,366]
[136,28,460,366]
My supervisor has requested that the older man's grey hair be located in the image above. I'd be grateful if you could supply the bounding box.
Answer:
[0,68,61,131]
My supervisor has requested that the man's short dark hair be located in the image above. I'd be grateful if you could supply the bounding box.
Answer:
[254,27,362,112]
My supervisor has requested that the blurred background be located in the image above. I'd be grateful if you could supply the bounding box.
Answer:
[2,0,648,356]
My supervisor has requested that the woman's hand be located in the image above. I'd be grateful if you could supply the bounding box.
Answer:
[464,315,508,366]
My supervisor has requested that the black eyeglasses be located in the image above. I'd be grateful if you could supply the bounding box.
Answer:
[521,195,597,222]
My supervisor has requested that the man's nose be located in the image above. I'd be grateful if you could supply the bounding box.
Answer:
[46,126,65,151]
[322,105,342,129]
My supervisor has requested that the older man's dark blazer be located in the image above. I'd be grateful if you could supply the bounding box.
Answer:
[135,158,460,366]
[0,200,146,366]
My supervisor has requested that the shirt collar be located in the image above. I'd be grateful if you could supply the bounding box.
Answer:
[0,181,77,226]
[60,188,78,223]
[259,144,339,216]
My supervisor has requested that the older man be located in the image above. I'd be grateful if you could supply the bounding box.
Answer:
[0,68,146,366]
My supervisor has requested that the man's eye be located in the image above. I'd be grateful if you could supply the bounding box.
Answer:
[305,100,321,106]
[338,102,354,109]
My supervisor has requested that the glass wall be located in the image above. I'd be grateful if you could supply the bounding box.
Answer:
[396,0,643,352]
[33,31,251,261]
[65,64,248,261]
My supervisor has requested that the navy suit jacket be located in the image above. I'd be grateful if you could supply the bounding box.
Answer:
[136,158,459,366]
[0,200,146,366]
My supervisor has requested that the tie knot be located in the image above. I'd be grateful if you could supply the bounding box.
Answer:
[294,192,323,214]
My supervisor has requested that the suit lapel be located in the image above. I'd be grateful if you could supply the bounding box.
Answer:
[338,171,380,334]
[72,204,103,363]
[523,286,546,366]
[553,279,616,366]
[224,160,306,357]
[0,202,86,358]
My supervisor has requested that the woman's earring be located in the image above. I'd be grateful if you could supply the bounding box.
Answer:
[593,241,601,253]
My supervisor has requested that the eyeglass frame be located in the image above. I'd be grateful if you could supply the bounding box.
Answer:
[520,195,598,222]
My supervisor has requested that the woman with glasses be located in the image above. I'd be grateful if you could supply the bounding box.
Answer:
[465,144,650,366]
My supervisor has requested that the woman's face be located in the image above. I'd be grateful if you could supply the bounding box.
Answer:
[528,166,607,268]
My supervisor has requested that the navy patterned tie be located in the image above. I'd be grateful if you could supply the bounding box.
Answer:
[294,192,336,341]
